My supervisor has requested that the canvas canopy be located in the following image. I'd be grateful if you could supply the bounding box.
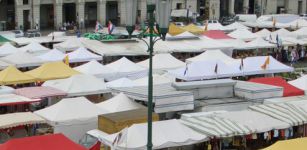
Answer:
[168,60,242,81]
[286,18,307,29]
[14,86,67,99]
[133,74,174,86]
[228,29,259,41]
[100,119,207,150]
[66,47,102,63]
[289,75,307,92]
[96,93,145,114]
[215,110,290,133]
[255,29,272,38]
[272,28,295,37]
[1,52,45,68]
[168,23,185,36]
[106,78,135,88]
[240,37,276,49]
[205,23,228,31]
[34,97,106,142]
[113,84,194,113]
[0,66,36,85]
[105,57,147,81]
[249,77,304,97]
[0,134,87,150]
[74,60,115,78]
[0,112,45,129]
[249,103,307,126]
[19,42,50,53]
[25,62,80,81]
[0,42,19,57]
[181,24,204,34]
[186,49,236,64]
[37,48,66,62]
[181,112,252,138]
[137,53,185,71]
[0,86,14,94]
[166,31,198,40]
[43,74,109,96]
[224,22,250,31]
[202,30,233,39]
[263,137,307,150]
[0,94,39,106]
[47,31,66,37]
[53,38,84,52]
[292,27,307,39]
[0,60,11,70]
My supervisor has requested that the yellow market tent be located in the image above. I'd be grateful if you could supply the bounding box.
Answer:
[263,137,307,150]
[0,66,36,85]
[182,24,204,34]
[25,62,80,81]
[168,23,185,36]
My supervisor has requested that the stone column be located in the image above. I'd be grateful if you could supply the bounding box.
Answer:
[243,0,249,14]
[229,0,235,15]
[54,1,63,29]
[97,0,106,25]
[77,1,85,25]
[33,0,40,29]
[139,0,147,23]
[119,0,126,26]
[15,0,24,29]
[209,0,220,20]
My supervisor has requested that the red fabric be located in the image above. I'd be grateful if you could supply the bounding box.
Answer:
[89,141,101,150]
[0,134,87,150]
[202,30,233,39]
[248,77,305,97]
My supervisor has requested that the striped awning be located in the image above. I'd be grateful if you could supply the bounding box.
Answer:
[249,103,307,126]
[180,115,253,138]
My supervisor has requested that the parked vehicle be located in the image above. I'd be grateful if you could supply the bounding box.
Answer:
[11,30,24,38]
[25,29,41,38]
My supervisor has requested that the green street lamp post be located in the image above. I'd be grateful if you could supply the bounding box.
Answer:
[126,0,171,150]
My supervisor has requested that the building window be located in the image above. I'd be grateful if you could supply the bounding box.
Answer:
[176,3,183,9]
[23,0,29,5]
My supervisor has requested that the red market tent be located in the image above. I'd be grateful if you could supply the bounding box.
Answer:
[202,30,233,39]
[248,77,304,97]
[0,134,87,150]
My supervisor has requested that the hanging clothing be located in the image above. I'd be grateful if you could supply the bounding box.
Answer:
[252,133,258,139]
[273,130,279,137]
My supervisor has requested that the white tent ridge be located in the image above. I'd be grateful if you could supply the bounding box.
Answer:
[53,37,84,52]
[186,49,236,64]
[137,53,185,71]
[1,52,45,68]
[38,48,66,62]
[66,47,102,63]
[228,29,259,41]
[42,74,110,97]
[0,43,20,57]
[74,60,115,79]
[18,42,50,54]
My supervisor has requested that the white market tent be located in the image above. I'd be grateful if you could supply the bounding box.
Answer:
[34,97,106,142]
[272,28,296,38]
[74,60,115,78]
[0,112,46,129]
[0,86,14,95]
[228,29,259,41]
[113,84,194,113]
[0,94,40,106]
[166,31,198,40]
[186,49,236,64]
[1,52,45,68]
[286,18,307,29]
[219,39,249,50]
[96,93,145,113]
[288,75,307,92]
[37,48,66,62]
[205,23,228,31]
[224,22,250,31]
[100,119,207,150]
[181,112,252,138]
[105,57,147,81]
[132,74,175,86]
[255,29,272,38]
[42,74,110,97]
[106,78,135,88]
[215,110,290,133]
[249,103,307,126]
[292,27,307,39]
[0,43,20,57]
[47,32,66,37]
[66,47,102,63]
[53,38,84,52]
[240,56,294,75]
[137,53,185,71]
[18,42,50,54]
[241,37,277,49]
[168,60,242,81]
